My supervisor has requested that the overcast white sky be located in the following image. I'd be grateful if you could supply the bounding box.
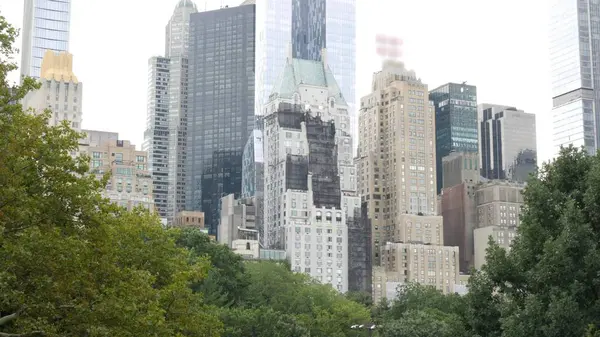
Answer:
[2,0,552,162]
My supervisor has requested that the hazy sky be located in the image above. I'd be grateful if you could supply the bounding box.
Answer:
[2,0,552,162]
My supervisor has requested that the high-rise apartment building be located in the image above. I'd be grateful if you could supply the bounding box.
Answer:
[479,104,537,182]
[81,139,154,212]
[144,0,197,222]
[358,61,440,262]
[185,2,256,235]
[550,0,600,155]
[20,0,71,79]
[430,83,478,193]
[255,0,356,143]
[144,56,171,220]
[358,61,459,295]
[261,50,359,291]
[22,50,82,131]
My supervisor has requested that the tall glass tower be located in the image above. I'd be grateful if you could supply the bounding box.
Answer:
[429,83,478,194]
[255,0,356,141]
[550,0,600,155]
[20,0,71,79]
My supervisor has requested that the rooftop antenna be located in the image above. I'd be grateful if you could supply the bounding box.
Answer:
[462,81,467,85]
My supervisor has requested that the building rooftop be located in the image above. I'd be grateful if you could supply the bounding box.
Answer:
[271,57,347,106]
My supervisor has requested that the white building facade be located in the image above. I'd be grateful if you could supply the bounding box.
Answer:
[262,50,358,292]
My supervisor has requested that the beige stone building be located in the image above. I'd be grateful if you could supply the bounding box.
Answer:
[473,180,524,269]
[474,225,517,269]
[380,242,460,295]
[475,180,525,228]
[81,139,154,212]
[357,60,441,261]
[22,50,83,131]
[358,61,459,297]
[173,211,205,228]
[372,266,402,303]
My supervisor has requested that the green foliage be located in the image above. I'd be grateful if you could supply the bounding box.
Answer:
[176,228,250,307]
[376,283,467,337]
[0,15,222,337]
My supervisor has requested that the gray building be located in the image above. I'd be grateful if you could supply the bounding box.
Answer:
[144,0,197,222]
[429,83,478,194]
[20,0,71,79]
[186,2,256,236]
[550,0,599,155]
[478,104,537,182]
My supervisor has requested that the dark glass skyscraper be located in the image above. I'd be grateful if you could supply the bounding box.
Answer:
[291,0,326,61]
[186,3,256,235]
[429,83,478,193]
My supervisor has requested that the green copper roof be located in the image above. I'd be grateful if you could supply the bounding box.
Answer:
[271,58,347,106]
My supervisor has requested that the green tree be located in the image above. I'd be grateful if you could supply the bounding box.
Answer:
[471,146,600,337]
[0,15,222,336]
[380,309,466,337]
[175,227,250,307]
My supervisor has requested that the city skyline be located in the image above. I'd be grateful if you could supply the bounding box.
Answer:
[3,0,552,162]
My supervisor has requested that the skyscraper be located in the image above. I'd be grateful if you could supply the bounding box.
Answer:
[20,0,71,79]
[478,104,537,182]
[549,0,599,155]
[186,2,256,235]
[144,0,197,222]
[262,49,358,291]
[255,0,356,143]
[429,83,478,193]
[358,61,459,294]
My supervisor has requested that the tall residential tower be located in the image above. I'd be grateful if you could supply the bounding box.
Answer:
[20,0,71,79]
[262,50,359,292]
[358,61,459,295]
[144,0,197,222]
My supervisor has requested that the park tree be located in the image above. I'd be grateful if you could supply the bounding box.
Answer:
[470,146,600,337]
[0,15,222,337]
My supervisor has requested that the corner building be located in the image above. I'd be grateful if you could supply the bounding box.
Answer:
[262,51,359,292]
[358,61,459,296]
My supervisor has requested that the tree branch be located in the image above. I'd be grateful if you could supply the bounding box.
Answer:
[0,331,46,337]
[0,312,19,327]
